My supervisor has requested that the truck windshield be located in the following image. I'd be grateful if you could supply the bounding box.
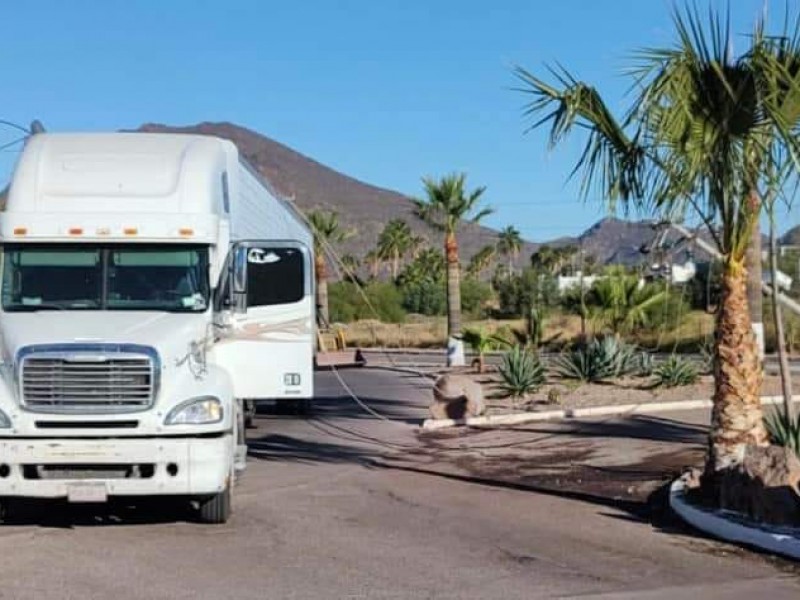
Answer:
[1,244,210,312]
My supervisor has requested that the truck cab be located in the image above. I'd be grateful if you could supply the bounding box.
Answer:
[0,132,314,523]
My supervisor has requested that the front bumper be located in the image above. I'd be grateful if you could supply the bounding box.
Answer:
[0,435,232,499]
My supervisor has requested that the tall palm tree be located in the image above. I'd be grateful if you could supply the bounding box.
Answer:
[516,7,800,481]
[364,249,383,279]
[414,173,493,366]
[377,219,414,279]
[307,210,348,327]
[497,225,523,276]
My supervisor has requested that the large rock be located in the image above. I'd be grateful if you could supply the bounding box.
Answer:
[429,374,486,420]
[718,444,800,525]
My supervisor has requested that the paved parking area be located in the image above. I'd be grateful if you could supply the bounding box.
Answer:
[0,368,797,599]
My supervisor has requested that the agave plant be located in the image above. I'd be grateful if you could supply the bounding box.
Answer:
[497,345,546,407]
[698,336,715,376]
[553,337,638,383]
[654,355,699,388]
[636,351,655,377]
[764,410,800,458]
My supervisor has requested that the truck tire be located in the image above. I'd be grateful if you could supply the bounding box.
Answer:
[197,487,231,524]
[243,399,256,428]
[296,398,312,416]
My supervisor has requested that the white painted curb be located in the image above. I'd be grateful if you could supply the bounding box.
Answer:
[421,395,800,431]
[669,475,800,560]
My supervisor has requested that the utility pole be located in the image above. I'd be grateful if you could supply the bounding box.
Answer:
[578,242,586,340]
[746,224,765,361]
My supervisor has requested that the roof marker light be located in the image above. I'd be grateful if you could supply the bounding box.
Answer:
[123,227,138,236]
[12,227,27,236]
[68,227,83,235]
[96,227,111,236]
[179,228,194,237]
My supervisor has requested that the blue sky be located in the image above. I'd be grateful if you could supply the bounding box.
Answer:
[0,0,794,240]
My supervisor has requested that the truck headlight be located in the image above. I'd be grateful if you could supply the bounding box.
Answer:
[164,397,223,425]
[0,409,10,428]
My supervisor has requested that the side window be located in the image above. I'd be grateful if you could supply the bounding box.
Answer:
[245,247,306,307]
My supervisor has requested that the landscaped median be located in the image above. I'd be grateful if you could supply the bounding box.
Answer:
[670,473,800,560]
[421,382,800,430]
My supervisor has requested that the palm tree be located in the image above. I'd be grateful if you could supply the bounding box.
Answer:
[377,219,414,280]
[467,244,497,278]
[497,225,523,276]
[307,210,348,327]
[587,268,669,337]
[339,254,362,284]
[364,249,383,279]
[515,7,800,481]
[414,173,493,366]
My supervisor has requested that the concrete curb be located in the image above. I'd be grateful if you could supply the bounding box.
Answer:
[669,475,800,561]
[421,395,800,431]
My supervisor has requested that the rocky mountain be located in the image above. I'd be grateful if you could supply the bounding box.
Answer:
[782,225,800,246]
[134,122,793,274]
[136,122,536,273]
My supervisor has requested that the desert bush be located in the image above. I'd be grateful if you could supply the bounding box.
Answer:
[329,281,405,324]
[764,410,800,458]
[400,279,446,316]
[494,267,559,318]
[553,337,638,382]
[653,355,699,387]
[498,345,546,403]
[461,278,494,318]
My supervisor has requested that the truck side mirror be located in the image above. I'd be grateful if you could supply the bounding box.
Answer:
[233,247,247,295]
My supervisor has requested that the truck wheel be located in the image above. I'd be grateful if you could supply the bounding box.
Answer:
[197,487,231,524]
[243,399,256,428]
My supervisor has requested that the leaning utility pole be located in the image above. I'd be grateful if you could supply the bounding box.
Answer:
[746,224,765,360]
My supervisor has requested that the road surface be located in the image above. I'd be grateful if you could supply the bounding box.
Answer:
[0,368,797,599]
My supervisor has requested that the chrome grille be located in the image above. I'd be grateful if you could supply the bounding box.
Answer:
[20,347,157,413]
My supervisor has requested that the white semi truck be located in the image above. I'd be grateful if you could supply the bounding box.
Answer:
[0,132,314,523]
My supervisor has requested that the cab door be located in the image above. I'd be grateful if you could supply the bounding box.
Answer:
[211,241,314,400]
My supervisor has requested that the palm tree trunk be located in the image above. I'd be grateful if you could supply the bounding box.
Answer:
[769,211,794,420]
[445,232,464,366]
[392,251,399,280]
[315,253,329,328]
[706,260,769,475]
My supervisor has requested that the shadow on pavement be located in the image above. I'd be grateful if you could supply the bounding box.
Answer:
[494,413,708,445]
[0,497,197,528]
[247,432,382,466]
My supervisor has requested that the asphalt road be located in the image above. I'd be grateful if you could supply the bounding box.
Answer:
[0,368,798,599]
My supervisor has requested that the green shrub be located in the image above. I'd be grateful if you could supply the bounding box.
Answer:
[329,281,406,323]
[400,279,446,316]
[653,355,699,387]
[461,278,494,317]
[498,346,546,402]
[764,410,800,458]
[554,337,638,382]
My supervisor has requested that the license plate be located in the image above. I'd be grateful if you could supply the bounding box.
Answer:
[67,483,108,503]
